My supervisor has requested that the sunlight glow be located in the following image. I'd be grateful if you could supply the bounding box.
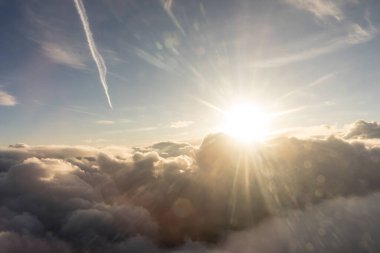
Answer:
[222,103,270,142]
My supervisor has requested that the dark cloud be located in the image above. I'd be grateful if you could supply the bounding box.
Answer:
[345,120,380,139]
[1,129,380,252]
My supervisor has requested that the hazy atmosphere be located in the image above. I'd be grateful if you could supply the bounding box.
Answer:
[0,0,379,252]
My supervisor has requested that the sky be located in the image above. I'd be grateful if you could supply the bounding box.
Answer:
[0,0,380,146]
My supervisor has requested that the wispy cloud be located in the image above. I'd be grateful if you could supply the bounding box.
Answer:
[170,121,193,128]
[106,126,157,135]
[82,138,109,144]
[64,106,98,116]
[134,48,174,72]
[0,90,17,106]
[346,23,376,44]
[285,0,344,21]
[27,7,87,70]
[275,72,336,102]
[267,0,377,68]
[161,0,185,35]
[73,0,113,109]
[96,120,115,125]
[254,24,376,68]
[41,42,86,69]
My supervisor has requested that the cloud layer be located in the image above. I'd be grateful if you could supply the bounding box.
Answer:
[1,121,380,252]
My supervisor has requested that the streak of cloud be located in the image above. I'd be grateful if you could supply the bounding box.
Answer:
[73,0,113,109]
[285,0,344,21]
[41,42,86,69]
[170,121,193,128]
[275,72,336,103]
[161,0,186,35]
[96,120,115,125]
[190,96,224,114]
[264,0,377,68]
[134,48,174,72]
[253,25,376,68]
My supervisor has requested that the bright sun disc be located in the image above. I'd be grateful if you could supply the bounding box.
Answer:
[222,103,270,142]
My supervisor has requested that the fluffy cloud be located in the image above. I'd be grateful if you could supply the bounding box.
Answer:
[344,120,380,139]
[0,123,380,252]
[0,90,17,106]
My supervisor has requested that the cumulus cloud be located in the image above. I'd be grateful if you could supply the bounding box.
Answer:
[213,192,380,253]
[344,120,380,139]
[0,90,17,106]
[0,125,380,252]
[73,0,113,109]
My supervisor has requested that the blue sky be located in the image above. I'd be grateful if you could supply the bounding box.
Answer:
[0,0,379,146]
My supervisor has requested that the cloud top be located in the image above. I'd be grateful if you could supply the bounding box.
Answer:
[345,120,380,139]
[1,123,380,252]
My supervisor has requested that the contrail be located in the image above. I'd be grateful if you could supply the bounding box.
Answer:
[162,0,186,35]
[73,0,113,109]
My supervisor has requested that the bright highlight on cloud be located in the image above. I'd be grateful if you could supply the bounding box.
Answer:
[1,120,379,252]
[73,0,113,109]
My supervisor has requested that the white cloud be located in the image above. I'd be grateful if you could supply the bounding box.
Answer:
[1,122,380,252]
[347,23,377,44]
[254,24,376,68]
[161,0,185,35]
[96,120,115,125]
[170,120,193,128]
[0,90,17,106]
[344,120,380,139]
[134,48,174,72]
[285,0,344,21]
[41,42,86,69]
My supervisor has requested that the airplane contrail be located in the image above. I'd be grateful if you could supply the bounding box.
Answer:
[73,0,113,109]
[162,0,185,35]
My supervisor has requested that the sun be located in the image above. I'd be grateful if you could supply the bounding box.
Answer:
[222,103,270,142]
